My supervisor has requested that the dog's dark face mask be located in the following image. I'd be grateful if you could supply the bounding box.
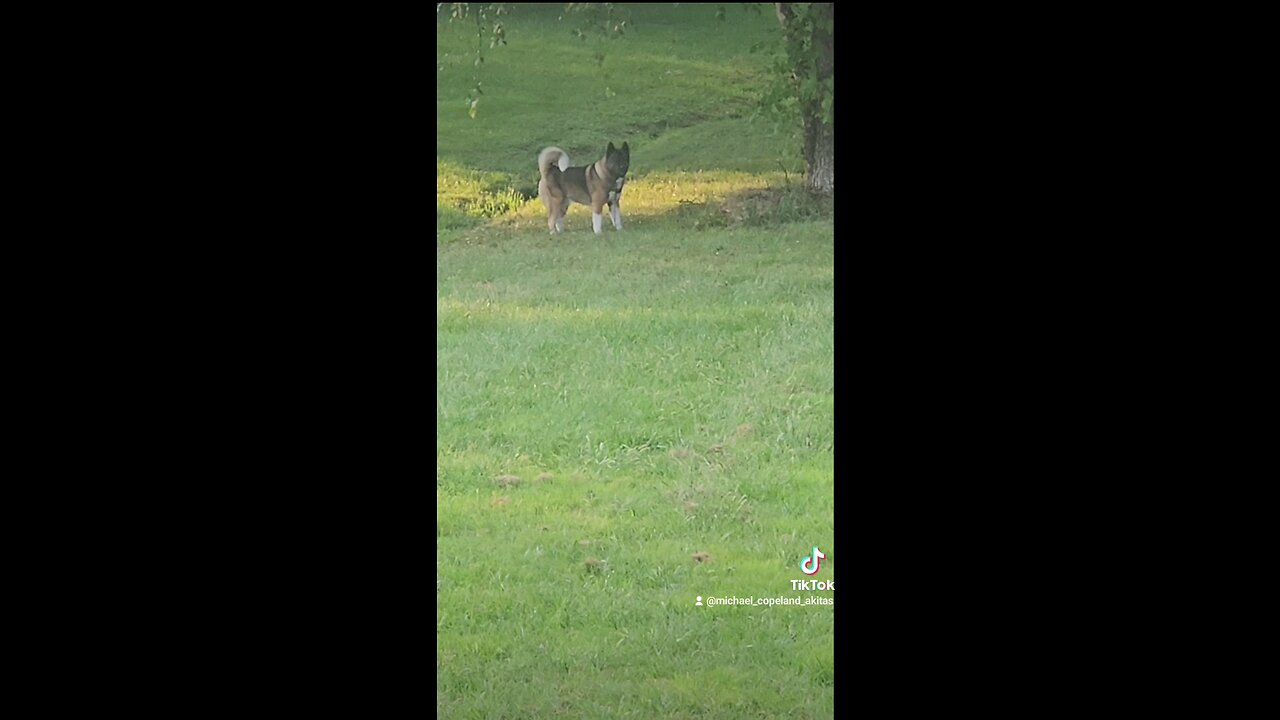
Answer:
[605,142,630,179]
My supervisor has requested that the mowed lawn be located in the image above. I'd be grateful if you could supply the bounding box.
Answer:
[438,5,835,718]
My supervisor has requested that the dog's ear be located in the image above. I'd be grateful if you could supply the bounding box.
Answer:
[607,142,616,156]
[622,142,630,157]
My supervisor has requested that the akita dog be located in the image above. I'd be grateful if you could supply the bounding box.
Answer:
[537,142,630,234]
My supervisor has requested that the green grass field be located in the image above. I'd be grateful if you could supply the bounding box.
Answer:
[438,5,835,717]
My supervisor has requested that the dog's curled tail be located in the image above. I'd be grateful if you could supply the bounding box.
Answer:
[537,146,571,177]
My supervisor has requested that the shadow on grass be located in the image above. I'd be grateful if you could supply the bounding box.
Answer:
[665,185,834,230]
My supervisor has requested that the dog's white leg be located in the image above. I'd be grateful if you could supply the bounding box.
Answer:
[592,212,603,235]
[611,202,623,231]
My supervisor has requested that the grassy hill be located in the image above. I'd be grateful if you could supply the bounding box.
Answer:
[437,5,835,717]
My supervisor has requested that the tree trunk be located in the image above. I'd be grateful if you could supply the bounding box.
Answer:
[778,3,834,196]
[805,114,834,194]
[807,3,833,195]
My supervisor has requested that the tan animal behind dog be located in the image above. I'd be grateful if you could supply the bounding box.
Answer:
[537,143,630,235]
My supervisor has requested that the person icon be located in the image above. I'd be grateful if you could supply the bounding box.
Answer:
[696,596,703,606]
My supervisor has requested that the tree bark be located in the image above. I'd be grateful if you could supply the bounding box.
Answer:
[805,113,834,194]
[775,2,790,25]
[777,3,834,196]
[806,3,833,195]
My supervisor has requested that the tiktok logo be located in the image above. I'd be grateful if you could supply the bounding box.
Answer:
[799,546,826,576]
